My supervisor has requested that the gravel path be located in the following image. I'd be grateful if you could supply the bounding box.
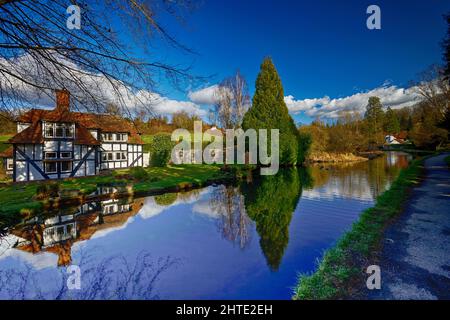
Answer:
[368,153,450,300]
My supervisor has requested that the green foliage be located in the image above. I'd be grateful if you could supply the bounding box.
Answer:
[149,133,175,167]
[384,107,400,134]
[154,192,178,206]
[34,182,59,200]
[242,57,308,165]
[297,131,312,164]
[129,166,150,181]
[365,96,385,147]
[241,168,311,270]
[172,111,201,130]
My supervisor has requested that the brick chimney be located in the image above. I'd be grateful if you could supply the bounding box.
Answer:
[55,89,70,112]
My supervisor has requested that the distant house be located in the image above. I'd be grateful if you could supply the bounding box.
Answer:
[0,146,14,175]
[385,135,402,145]
[1,89,146,182]
[385,132,408,145]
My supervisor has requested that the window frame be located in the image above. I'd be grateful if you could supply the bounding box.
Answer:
[60,161,72,173]
[7,160,14,170]
[45,152,57,159]
[60,151,72,159]
[44,122,75,139]
[44,161,57,174]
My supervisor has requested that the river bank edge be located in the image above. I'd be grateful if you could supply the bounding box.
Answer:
[292,155,430,300]
[0,164,254,231]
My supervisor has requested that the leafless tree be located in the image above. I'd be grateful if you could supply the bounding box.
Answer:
[413,65,450,118]
[214,71,250,129]
[210,185,251,249]
[0,0,200,117]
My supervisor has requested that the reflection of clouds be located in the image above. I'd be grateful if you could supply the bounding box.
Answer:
[303,176,374,202]
[192,200,220,219]
[139,198,168,219]
[90,216,137,240]
[0,235,58,270]
[139,188,211,220]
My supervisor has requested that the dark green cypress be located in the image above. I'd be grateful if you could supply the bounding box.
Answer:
[242,57,309,165]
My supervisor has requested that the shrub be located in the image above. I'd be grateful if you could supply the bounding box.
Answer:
[154,193,178,206]
[129,167,149,181]
[149,133,175,167]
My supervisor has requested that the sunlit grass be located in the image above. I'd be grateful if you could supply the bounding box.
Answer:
[0,164,233,229]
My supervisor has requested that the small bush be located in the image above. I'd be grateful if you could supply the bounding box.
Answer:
[129,167,149,181]
[149,133,175,167]
[154,193,178,206]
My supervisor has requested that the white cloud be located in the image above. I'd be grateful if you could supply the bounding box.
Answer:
[285,85,421,119]
[0,53,205,116]
[188,85,221,105]
[149,93,206,117]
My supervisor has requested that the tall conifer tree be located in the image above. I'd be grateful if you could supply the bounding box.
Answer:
[242,57,309,165]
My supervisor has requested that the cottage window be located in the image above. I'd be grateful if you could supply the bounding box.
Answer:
[61,152,72,159]
[116,152,127,160]
[60,161,72,173]
[45,123,55,137]
[45,162,57,173]
[45,152,57,159]
[116,133,127,141]
[65,126,74,138]
[102,133,114,141]
[55,124,64,137]
[44,123,74,138]
[7,161,13,170]
[57,226,65,236]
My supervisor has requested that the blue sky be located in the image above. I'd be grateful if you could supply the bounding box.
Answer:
[147,0,450,124]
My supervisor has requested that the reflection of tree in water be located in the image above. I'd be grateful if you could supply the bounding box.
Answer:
[241,168,312,271]
[0,251,179,300]
[210,185,251,249]
[309,153,409,201]
[177,189,201,202]
[154,193,178,206]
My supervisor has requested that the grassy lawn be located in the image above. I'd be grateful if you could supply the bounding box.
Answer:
[0,134,12,153]
[293,158,423,300]
[0,164,232,229]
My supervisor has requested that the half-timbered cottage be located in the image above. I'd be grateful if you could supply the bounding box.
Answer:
[3,89,145,182]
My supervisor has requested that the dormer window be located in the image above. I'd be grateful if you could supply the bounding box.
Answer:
[101,133,127,142]
[44,122,74,138]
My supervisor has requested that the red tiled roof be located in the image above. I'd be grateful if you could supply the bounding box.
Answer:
[17,109,144,145]
[395,131,408,140]
[0,146,13,158]
[74,125,101,145]
[9,122,44,144]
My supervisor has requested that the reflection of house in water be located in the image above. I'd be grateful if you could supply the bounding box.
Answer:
[386,151,411,168]
[11,197,144,266]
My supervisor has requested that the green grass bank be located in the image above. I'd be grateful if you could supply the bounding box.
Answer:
[0,164,246,230]
[293,157,424,300]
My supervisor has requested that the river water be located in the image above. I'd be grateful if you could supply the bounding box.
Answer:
[0,152,412,299]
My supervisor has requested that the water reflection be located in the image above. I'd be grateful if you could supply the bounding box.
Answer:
[241,168,313,270]
[9,197,143,267]
[0,152,413,299]
[307,151,411,202]
[210,185,251,249]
